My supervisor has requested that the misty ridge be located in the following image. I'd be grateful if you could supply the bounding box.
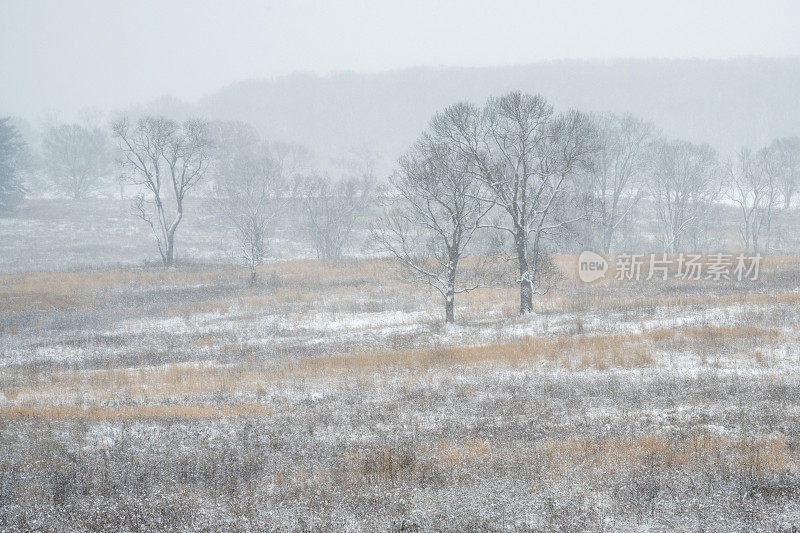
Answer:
[9,58,793,173]
[174,57,800,170]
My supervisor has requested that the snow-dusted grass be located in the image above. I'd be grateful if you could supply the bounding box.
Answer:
[3,256,800,530]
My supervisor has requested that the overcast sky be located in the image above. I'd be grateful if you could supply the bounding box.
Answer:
[2,0,800,119]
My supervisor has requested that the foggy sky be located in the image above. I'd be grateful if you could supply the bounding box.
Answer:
[2,0,800,119]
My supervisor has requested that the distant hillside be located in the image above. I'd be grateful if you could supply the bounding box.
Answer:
[197,58,800,173]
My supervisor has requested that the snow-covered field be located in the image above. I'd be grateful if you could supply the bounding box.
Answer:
[2,251,800,531]
[0,198,372,273]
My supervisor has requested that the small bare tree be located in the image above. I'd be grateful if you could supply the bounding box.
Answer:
[577,113,654,253]
[0,117,27,214]
[208,121,261,177]
[766,137,800,209]
[725,148,776,252]
[41,123,111,198]
[212,140,283,282]
[113,116,211,266]
[372,127,491,323]
[269,141,312,181]
[296,174,374,259]
[647,140,719,253]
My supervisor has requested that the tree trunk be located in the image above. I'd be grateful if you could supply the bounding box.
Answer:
[164,234,175,266]
[602,227,613,254]
[163,204,183,267]
[516,232,533,315]
[445,255,458,324]
[249,262,258,284]
[445,294,454,324]
[765,208,772,252]
[249,243,259,283]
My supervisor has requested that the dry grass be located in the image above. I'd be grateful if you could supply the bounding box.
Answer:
[539,432,795,476]
[282,334,654,380]
[0,258,411,314]
[0,265,238,312]
[0,403,274,421]
[3,252,800,529]
[434,439,493,468]
[0,265,238,296]
[546,290,800,316]
[3,252,800,315]
[7,324,780,407]
[259,257,394,286]
[646,325,782,343]
[460,287,520,316]
[166,300,232,318]
[1,333,656,408]
[317,432,795,489]
[0,363,275,406]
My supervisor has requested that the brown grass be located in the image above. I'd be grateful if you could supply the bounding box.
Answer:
[325,432,796,489]
[645,325,782,343]
[260,257,394,286]
[0,403,274,421]
[4,253,800,315]
[0,258,401,312]
[282,334,654,379]
[1,323,781,411]
[460,287,519,316]
[539,432,795,476]
[434,439,493,468]
[0,363,274,405]
[1,334,656,408]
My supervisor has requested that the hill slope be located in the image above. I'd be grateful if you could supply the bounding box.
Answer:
[198,58,800,171]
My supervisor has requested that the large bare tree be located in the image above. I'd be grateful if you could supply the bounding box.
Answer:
[372,124,491,324]
[433,93,596,314]
[113,116,212,266]
[41,123,111,198]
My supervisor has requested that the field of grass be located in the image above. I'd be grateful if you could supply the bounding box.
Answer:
[2,252,800,531]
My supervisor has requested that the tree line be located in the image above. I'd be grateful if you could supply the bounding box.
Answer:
[0,92,798,322]
[374,93,800,321]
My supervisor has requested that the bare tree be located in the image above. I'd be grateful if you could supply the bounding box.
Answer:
[296,173,374,260]
[0,117,27,214]
[212,135,283,282]
[577,113,654,253]
[725,148,776,252]
[647,140,719,253]
[372,126,491,323]
[432,93,596,314]
[208,121,261,179]
[41,123,111,198]
[754,142,790,251]
[113,116,212,266]
[766,137,800,209]
[269,141,312,181]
